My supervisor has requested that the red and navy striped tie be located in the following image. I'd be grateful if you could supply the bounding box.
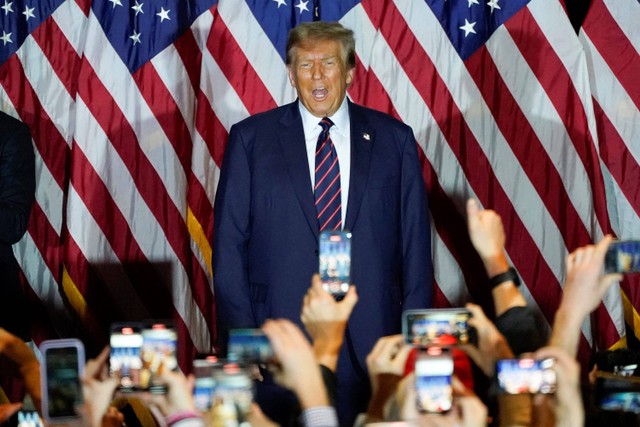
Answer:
[314,118,342,231]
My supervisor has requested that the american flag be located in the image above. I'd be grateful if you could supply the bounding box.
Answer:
[1,0,632,367]
[580,0,640,348]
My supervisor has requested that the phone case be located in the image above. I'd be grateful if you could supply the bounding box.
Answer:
[39,338,85,423]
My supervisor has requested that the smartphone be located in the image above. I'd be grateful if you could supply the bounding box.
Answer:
[110,323,144,390]
[595,372,640,414]
[319,230,352,299]
[227,329,274,364]
[403,309,474,347]
[40,338,85,423]
[193,355,221,412]
[140,321,178,392]
[210,363,254,424]
[496,358,556,394]
[415,348,454,413]
[605,240,640,273]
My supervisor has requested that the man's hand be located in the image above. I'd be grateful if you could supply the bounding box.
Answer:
[466,198,509,276]
[561,235,621,317]
[262,319,328,409]
[80,347,119,427]
[532,346,583,427]
[461,303,514,376]
[301,274,358,371]
[365,335,412,421]
[146,370,196,418]
[551,236,622,356]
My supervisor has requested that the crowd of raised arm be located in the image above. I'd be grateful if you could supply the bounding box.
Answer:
[2,198,638,427]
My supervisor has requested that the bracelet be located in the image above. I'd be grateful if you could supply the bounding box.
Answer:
[488,267,520,289]
[165,410,202,426]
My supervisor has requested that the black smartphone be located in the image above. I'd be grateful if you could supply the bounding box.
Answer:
[415,348,454,413]
[605,240,640,273]
[403,308,474,347]
[227,329,274,364]
[496,358,556,394]
[595,372,640,414]
[319,230,352,299]
[39,338,85,424]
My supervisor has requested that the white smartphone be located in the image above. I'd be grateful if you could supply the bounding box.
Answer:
[39,338,85,424]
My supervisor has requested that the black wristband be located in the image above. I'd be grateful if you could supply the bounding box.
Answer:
[488,267,520,289]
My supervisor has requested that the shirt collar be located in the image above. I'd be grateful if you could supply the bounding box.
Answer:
[298,96,349,135]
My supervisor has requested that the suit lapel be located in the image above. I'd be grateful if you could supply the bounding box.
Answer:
[345,101,373,231]
[277,102,320,241]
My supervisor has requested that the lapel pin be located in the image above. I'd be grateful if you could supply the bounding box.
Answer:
[363,132,370,141]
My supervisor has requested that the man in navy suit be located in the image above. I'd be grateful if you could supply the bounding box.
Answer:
[0,111,35,341]
[213,22,431,424]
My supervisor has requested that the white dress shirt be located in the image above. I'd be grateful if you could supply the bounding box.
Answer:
[299,97,351,228]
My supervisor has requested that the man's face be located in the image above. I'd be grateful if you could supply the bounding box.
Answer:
[287,38,354,118]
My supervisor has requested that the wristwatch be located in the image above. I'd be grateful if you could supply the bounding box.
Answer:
[488,267,521,289]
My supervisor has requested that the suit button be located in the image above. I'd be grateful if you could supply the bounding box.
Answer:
[314,250,319,256]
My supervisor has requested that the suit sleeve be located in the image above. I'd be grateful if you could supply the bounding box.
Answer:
[213,125,255,342]
[0,121,35,245]
[400,128,432,309]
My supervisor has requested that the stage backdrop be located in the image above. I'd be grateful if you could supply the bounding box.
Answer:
[1,0,638,367]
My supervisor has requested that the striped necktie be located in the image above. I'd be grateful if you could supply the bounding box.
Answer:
[314,117,342,231]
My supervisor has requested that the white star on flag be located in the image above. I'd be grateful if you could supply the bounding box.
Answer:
[273,0,286,8]
[0,30,12,45]
[459,19,477,37]
[108,0,123,8]
[295,0,309,14]
[157,7,170,22]
[132,1,144,16]
[467,0,479,7]
[22,5,35,21]
[487,0,501,13]
[1,0,12,15]
[130,30,141,45]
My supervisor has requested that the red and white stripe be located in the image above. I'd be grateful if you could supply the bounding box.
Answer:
[581,0,640,337]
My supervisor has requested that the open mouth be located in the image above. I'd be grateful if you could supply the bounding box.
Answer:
[312,87,328,101]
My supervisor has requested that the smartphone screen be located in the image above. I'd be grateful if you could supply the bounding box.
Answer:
[193,356,220,412]
[40,339,85,423]
[415,349,454,413]
[211,363,254,424]
[110,324,144,390]
[227,329,274,364]
[496,358,556,394]
[403,309,472,347]
[605,240,640,274]
[141,322,178,392]
[319,230,352,299]
[595,373,640,414]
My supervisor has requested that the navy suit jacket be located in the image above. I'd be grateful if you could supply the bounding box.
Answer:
[0,111,35,340]
[213,100,432,369]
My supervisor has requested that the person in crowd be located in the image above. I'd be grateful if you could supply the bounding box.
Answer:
[466,198,546,355]
[301,274,358,374]
[0,111,35,342]
[213,20,431,424]
[531,346,584,427]
[262,319,339,427]
[548,235,621,358]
